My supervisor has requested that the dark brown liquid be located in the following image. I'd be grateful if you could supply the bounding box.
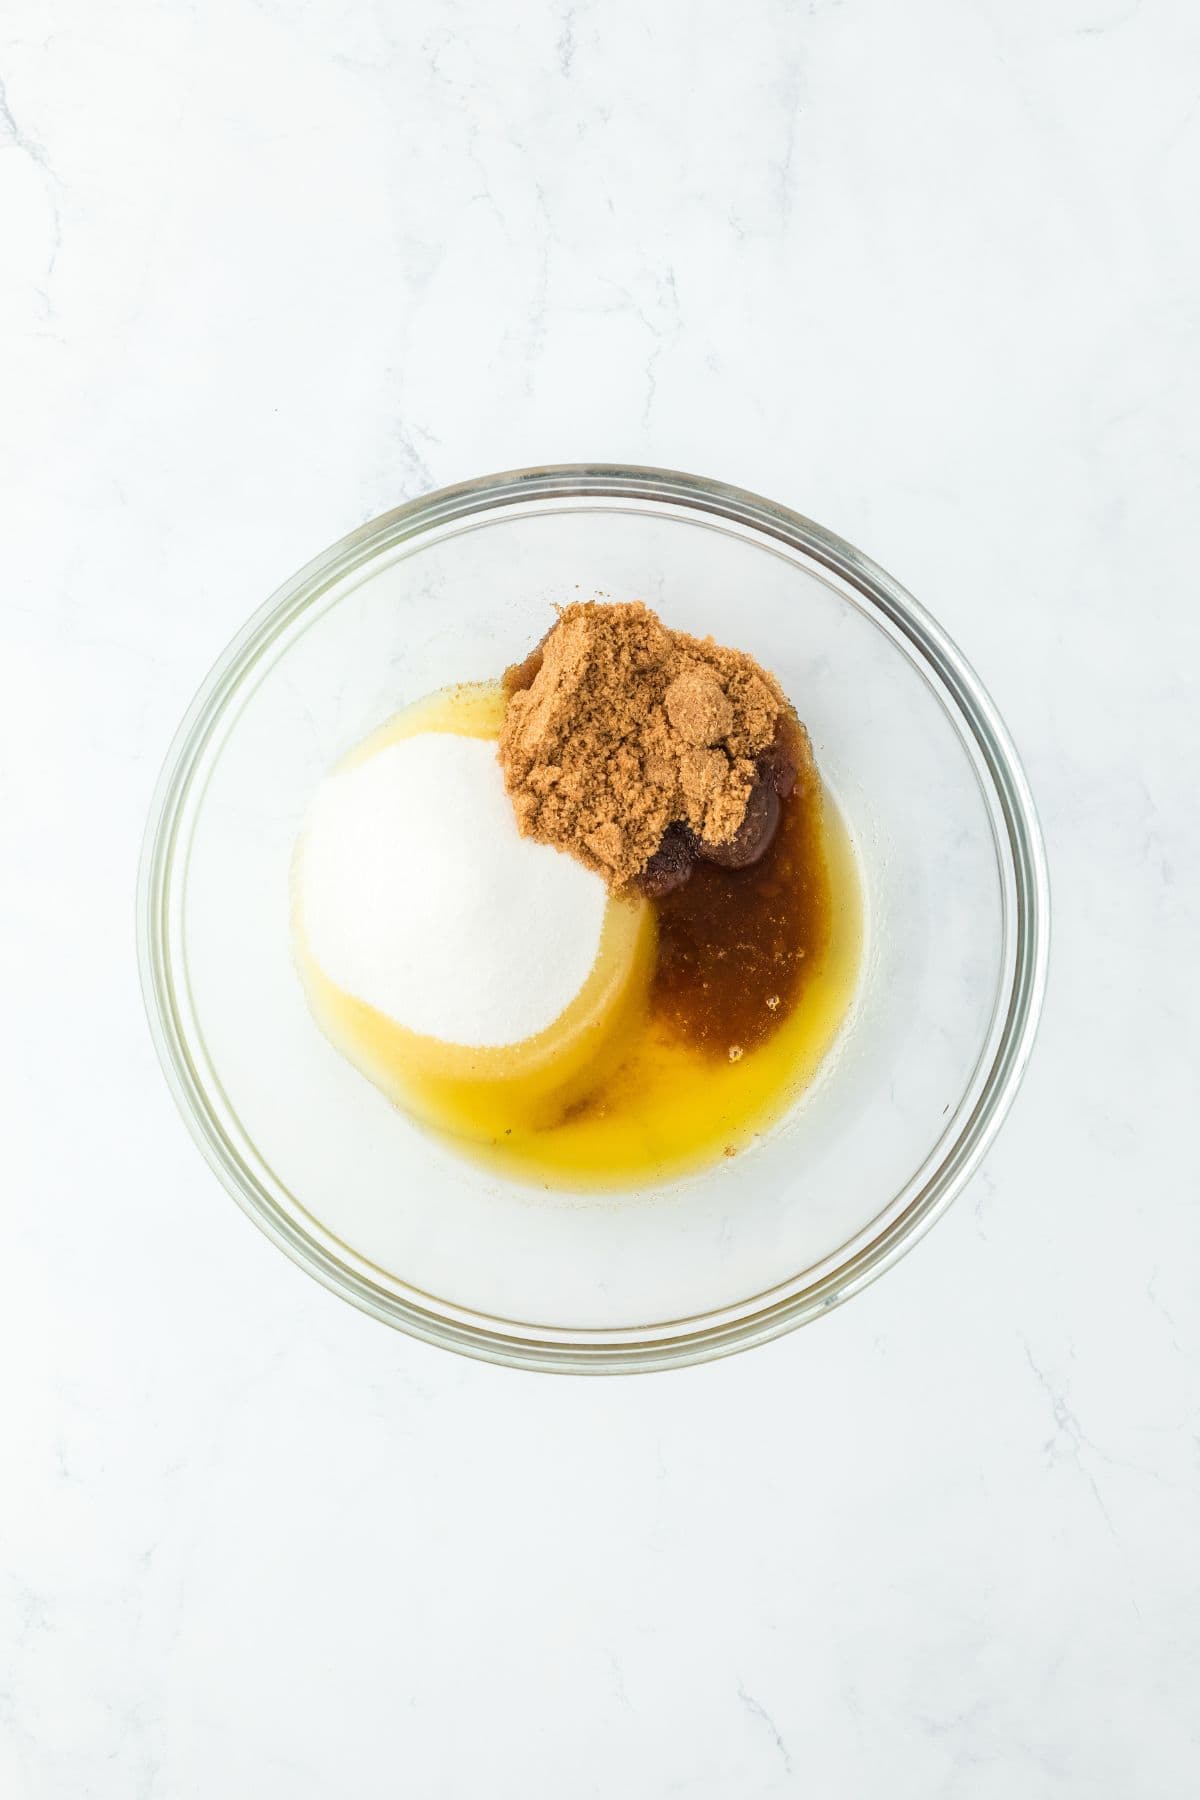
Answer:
[649,751,830,1056]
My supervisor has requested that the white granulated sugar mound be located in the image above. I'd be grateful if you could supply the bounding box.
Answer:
[298,732,607,1048]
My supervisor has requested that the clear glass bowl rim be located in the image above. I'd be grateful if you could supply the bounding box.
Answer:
[137,463,1050,1374]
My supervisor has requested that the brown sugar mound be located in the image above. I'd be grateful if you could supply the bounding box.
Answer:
[498,600,791,889]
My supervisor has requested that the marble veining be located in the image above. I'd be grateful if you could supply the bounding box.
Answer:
[2,0,1198,1794]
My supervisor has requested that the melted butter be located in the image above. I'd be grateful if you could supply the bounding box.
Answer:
[295,683,864,1189]
[482,785,862,1187]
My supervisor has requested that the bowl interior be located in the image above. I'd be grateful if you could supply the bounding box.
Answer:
[152,483,1022,1356]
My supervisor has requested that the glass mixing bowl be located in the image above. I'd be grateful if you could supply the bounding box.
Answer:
[138,465,1048,1372]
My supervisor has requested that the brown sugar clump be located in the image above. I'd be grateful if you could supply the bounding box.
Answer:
[665,670,734,746]
[498,600,793,889]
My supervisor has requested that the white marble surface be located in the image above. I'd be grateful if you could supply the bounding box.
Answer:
[2,0,1198,1792]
